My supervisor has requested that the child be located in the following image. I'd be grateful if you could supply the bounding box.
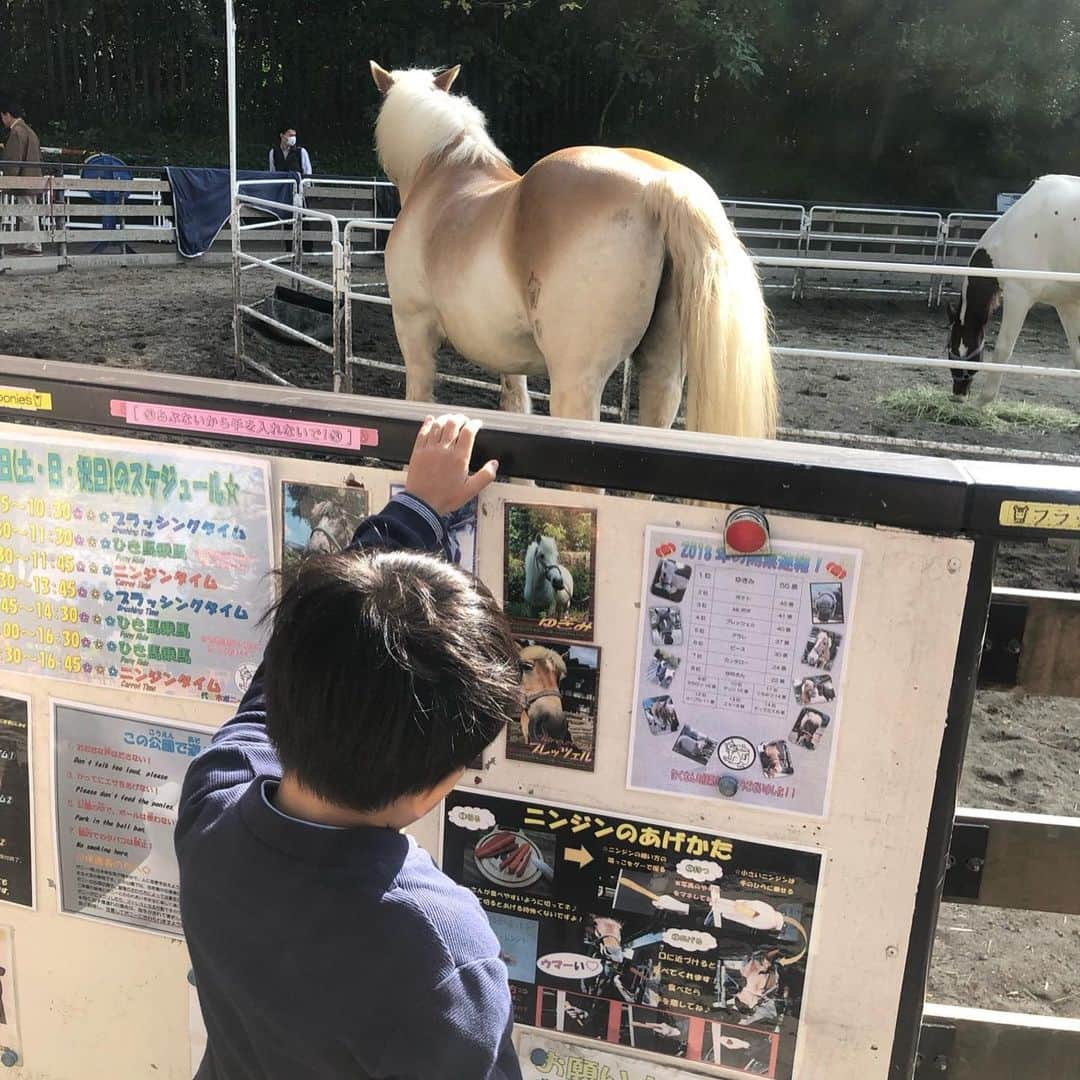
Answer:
[176,414,524,1079]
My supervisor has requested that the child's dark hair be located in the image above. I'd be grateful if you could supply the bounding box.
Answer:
[263,549,522,811]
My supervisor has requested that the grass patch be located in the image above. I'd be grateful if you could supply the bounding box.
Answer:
[876,385,1080,433]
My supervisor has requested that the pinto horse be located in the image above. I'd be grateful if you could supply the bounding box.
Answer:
[369,62,776,438]
[948,174,1080,402]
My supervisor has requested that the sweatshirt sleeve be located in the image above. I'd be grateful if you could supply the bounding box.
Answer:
[375,958,522,1080]
[175,492,450,844]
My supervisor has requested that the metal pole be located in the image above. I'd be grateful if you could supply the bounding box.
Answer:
[292,186,303,276]
[226,0,245,374]
[342,228,355,394]
[331,237,345,393]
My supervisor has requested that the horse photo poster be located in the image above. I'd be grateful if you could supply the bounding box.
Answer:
[503,504,597,642]
[281,479,370,590]
[507,637,600,772]
[628,527,860,817]
[442,790,820,1079]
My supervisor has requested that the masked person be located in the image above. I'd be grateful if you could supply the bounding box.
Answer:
[0,102,43,255]
[268,124,312,175]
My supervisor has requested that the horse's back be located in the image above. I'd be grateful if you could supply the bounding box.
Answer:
[984,175,1080,288]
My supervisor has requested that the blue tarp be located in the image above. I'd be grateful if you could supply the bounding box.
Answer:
[165,167,296,258]
[82,153,133,229]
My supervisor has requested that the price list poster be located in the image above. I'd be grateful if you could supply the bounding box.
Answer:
[0,432,272,703]
[629,527,860,816]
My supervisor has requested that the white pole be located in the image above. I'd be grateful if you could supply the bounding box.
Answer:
[226,0,244,369]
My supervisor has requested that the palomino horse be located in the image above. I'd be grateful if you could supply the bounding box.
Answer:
[369,62,776,438]
[524,534,573,617]
[948,174,1080,403]
[518,643,574,746]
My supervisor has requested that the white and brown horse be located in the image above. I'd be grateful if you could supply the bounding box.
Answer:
[948,174,1080,402]
[369,62,776,438]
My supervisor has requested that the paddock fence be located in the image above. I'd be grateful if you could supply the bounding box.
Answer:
[0,357,1077,1078]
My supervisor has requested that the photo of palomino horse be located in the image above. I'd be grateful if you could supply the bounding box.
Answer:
[369,62,776,439]
[947,174,1080,403]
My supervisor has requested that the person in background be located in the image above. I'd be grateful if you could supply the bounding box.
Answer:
[268,124,312,175]
[0,102,43,255]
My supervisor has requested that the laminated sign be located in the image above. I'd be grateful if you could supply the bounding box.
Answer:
[444,791,821,1078]
[628,527,860,816]
[0,433,272,703]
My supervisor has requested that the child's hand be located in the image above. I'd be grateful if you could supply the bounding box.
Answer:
[405,414,498,516]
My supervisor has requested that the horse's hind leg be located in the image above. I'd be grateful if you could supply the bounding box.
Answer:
[635,268,685,431]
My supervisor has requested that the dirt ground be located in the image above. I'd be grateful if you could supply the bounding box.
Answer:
[0,262,1076,1018]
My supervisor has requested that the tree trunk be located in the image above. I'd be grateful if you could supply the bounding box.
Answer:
[596,72,624,143]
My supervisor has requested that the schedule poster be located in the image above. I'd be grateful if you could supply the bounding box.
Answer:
[628,527,860,817]
[54,703,202,937]
[0,433,272,703]
[443,791,820,1079]
[0,695,33,908]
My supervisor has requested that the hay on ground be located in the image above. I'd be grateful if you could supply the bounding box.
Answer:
[876,385,1080,433]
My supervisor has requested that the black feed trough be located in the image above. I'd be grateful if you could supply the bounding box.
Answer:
[248,286,334,345]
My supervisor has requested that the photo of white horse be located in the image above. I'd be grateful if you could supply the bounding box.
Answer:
[504,504,596,639]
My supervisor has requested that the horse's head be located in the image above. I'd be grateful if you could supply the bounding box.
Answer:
[946,249,999,397]
[518,644,570,743]
[369,61,508,198]
[946,299,985,397]
[533,534,565,591]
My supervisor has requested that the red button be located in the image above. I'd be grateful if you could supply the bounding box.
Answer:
[726,518,768,554]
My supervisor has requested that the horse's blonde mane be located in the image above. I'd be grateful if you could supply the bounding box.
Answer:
[375,68,509,191]
[518,644,567,678]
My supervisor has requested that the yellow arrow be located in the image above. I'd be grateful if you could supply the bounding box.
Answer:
[563,846,593,868]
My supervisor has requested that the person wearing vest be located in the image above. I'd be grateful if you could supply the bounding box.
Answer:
[0,102,43,255]
[268,125,312,176]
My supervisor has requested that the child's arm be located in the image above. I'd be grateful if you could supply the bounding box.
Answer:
[377,956,522,1079]
[176,415,498,841]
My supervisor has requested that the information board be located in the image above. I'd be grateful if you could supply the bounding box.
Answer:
[443,791,820,1079]
[0,434,272,703]
[53,702,203,937]
[628,527,859,816]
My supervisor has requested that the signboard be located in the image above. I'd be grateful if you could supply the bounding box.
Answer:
[519,1032,690,1079]
[628,527,859,816]
[443,792,820,1078]
[53,702,204,936]
[0,433,272,703]
[0,695,32,908]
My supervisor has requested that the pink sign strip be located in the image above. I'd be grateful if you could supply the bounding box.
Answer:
[109,399,378,449]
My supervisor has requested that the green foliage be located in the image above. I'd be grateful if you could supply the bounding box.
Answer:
[4,1,1079,203]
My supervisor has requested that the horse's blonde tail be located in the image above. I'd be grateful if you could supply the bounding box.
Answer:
[642,172,777,438]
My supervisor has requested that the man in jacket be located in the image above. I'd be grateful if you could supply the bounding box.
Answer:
[0,103,42,255]
[268,124,312,176]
